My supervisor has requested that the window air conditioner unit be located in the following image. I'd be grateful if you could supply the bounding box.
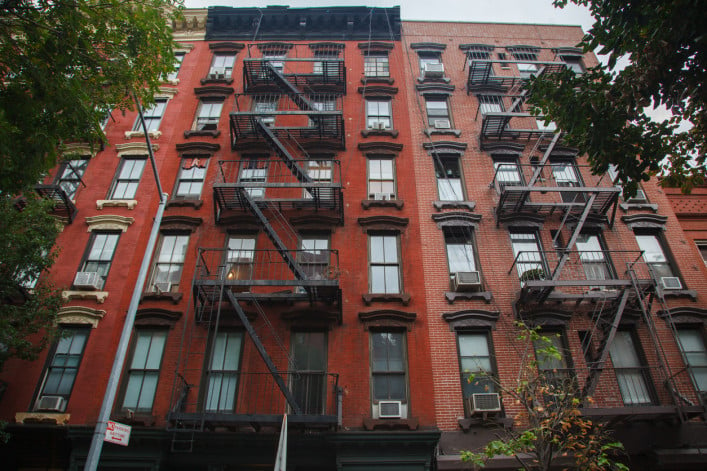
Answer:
[452,271,481,292]
[434,119,451,129]
[423,63,445,78]
[372,192,395,201]
[469,393,501,414]
[660,276,682,290]
[260,116,275,127]
[209,68,225,80]
[627,189,647,203]
[73,271,102,291]
[36,395,66,412]
[378,400,402,418]
[153,282,172,294]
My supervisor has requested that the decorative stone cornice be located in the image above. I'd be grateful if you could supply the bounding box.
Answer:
[85,215,134,232]
[659,306,707,325]
[114,142,159,157]
[358,142,403,153]
[62,290,108,304]
[61,143,97,159]
[172,9,207,42]
[442,309,500,329]
[161,215,203,232]
[621,213,668,229]
[358,216,409,231]
[15,412,70,425]
[176,142,220,154]
[358,41,394,52]
[96,199,137,210]
[359,309,416,330]
[56,306,106,328]
[135,308,182,327]
[156,87,178,99]
[432,212,482,228]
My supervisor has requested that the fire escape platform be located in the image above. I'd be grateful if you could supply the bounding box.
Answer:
[467,60,566,93]
[34,184,78,222]
[168,411,338,427]
[243,59,346,94]
[580,405,705,425]
[229,112,345,150]
[480,112,559,144]
[497,186,620,221]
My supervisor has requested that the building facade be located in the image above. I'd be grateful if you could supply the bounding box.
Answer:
[1,5,706,471]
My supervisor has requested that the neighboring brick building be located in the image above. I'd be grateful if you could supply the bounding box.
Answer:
[1,5,706,471]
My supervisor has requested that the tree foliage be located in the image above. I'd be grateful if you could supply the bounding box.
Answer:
[0,1,182,369]
[528,0,707,195]
[461,324,628,471]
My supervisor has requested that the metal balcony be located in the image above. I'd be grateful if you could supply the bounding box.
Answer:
[243,43,346,94]
[34,184,78,222]
[508,250,650,304]
[168,371,339,429]
[229,93,345,150]
[193,247,341,312]
[467,59,566,93]
[213,159,344,223]
[491,163,620,224]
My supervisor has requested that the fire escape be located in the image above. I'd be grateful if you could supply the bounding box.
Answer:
[168,44,345,447]
[469,51,703,422]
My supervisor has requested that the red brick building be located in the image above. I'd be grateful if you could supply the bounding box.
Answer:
[1,5,706,471]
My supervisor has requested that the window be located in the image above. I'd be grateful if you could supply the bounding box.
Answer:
[150,234,189,293]
[56,158,89,200]
[309,98,336,128]
[576,233,613,281]
[551,159,585,203]
[133,98,167,132]
[561,55,585,74]
[109,157,146,200]
[510,231,545,280]
[609,330,655,405]
[369,234,400,294]
[434,155,464,201]
[224,236,256,284]
[366,99,392,129]
[299,236,329,281]
[696,241,707,267]
[174,156,207,199]
[238,157,268,198]
[204,331,243,412]
[493,157,522,191]
[291,331,327,414]
[458,333,496,413]
[510,48,538,78]
[364,53,390,78]
[35,327,89,411]
[445,227,476,275]
[418,51,441,75]
[253,96,278,126]
[466,48,491,63]
[193,100,223,131]
[209,53,236,78]
[79,232,120,289]
[536,117,557,132]
[313,51,339,77]
[425,96,451,128]
[635,233,678,281]
[263,52,286,73]
[534,331,572,384]
[368,157,396,200]
[304,158,333,199]
[167,52,185,81]
[122,329,167,412]
[676,329,707,393]
[479,95,504,114]
[370,331,408,415]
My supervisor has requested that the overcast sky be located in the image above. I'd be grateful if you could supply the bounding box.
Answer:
[183,0,595,32]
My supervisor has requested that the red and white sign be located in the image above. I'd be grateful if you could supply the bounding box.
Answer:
[104,420,131,447]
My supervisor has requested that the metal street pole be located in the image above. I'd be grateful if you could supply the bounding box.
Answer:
[84,93,167,471]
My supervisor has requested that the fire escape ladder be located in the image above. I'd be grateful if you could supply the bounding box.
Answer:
[512,132,562,213]
[237,188,309,282]
[253,119,319,199]
[508,88,527,113]
[225,289,302,414]
[265,63,316,112]
[582,288,631,399]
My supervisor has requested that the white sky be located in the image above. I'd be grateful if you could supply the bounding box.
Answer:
[183,0,595,31]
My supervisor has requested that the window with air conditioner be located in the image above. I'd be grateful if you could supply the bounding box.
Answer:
[425,96,451,128]
[457,332,497,417]
[367,157,396,200]
[149,234,189,293]
[121,329,167,413]
[445,227,480,292]
[635,232,682,289]
[209,53,235,79]
[434,155,464,201]
[370,331,408,419]
[34,327,90,412]
[252,96,278,127]
[193,99,224,131]
[418,52,442,77]
[366,99,392,130]
[76,232,120,290]
[109,156,146,200]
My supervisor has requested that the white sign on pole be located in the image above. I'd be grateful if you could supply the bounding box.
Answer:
[104,420,131,447]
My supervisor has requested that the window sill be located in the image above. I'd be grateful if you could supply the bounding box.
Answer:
[141,291,183,304]
[661,289,698,301]
[62,290,108,304]
[16,412,70,425]
[184,129,221,139]
[163,78,180,86]
[620,202,658,212]
[424,128,461,137]
[362,293,411,305]
[125,130,161,140]
[363,417,419,431]
[361,128,398,138]
[362,199,404,210]
[200,77,234,86]
[167,198,204,210]
[96,199,137,210]
[433,200,476,211]
[361,77,394,85]
[417,76,451,84]
[445,291,493,304]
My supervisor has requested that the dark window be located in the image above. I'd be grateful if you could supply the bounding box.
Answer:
[204,331,243,412]
[291,331,327,414]
[79,232,120,289]
[561,55,584,74]
[56,158,89,200]
[369,233,401,294]
[364,53,390,77]
[371,331,408,402]
[133,98,167,132]
[174,156,207,199]
[110,157,146,199]
[35,327,90,411]
[149,234,189,293]
[609,331,655,405]
[122,329,167,412]
[696,241,707,267]
[434,155,464,201]
[676,329,707,393]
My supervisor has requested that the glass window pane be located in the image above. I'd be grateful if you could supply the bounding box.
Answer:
[137,373,159,409]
